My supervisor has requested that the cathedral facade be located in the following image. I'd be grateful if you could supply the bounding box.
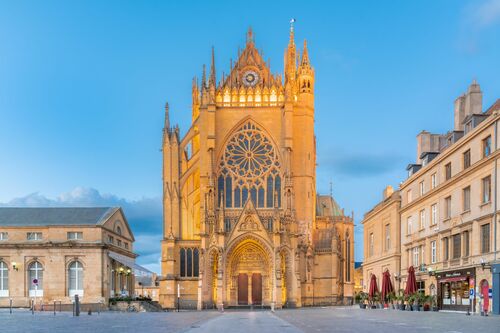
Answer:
[160,27,354,309]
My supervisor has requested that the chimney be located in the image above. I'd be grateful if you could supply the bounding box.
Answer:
[464,80,482,116]
[454,94,465,131]
[383,185,394,200]
[416,131,431,164]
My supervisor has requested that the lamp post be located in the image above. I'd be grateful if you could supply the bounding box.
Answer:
[177,283,180,312]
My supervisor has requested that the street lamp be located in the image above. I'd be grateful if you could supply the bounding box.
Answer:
[12,262,18,271]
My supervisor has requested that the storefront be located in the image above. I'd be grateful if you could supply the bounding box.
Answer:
[436,268,475,311]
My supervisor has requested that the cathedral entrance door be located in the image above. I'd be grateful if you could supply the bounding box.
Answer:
[252,273,262,305]
[238,273,248,305]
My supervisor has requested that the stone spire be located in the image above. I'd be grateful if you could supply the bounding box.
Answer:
[284,19,297,87]
[209,46,216,87]
[301,39,310,68]
[164,102,170,130]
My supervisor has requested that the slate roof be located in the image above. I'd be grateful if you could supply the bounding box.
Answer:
[0,207,119,227]
[316,195,344,217]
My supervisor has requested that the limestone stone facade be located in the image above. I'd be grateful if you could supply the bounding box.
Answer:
[363,81,500,313]
[362,186,401,293]
[160,27,354,310]
[0,207,137,308]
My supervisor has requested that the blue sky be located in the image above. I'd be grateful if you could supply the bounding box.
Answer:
[1,0,499,272]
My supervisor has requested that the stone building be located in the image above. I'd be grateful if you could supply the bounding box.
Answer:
[400,82,500,312]
[160,26,354,309]
[0,207,137,308]
[362,186,401,293]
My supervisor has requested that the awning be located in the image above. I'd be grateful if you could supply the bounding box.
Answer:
[108,251,144,271]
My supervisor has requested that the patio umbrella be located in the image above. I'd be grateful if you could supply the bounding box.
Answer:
[381,270,394,302]
[368,274,379,299]
[404,266,417,296]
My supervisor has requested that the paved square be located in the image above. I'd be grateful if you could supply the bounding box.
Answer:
[1,307,499,333]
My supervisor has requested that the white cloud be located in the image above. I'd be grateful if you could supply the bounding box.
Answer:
[1,187,163,273]
[471,0,500,28]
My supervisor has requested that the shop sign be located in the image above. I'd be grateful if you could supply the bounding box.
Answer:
[489,289,492,298]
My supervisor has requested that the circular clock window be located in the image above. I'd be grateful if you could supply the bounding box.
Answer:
[242,70,259,87]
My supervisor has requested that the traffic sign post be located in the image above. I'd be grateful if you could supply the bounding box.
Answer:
[32,278,38,312]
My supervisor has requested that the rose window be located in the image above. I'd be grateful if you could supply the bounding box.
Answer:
[218,121,281,209]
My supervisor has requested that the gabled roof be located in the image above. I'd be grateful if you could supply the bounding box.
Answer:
[0,207,119,227]
[316,195,344,217]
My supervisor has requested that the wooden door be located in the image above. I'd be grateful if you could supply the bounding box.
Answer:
[238,273,248,305]
[252,273,262,305]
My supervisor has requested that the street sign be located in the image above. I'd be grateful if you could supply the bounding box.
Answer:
[32,278,38,285]
[489,288,492,298]
[469,289,475,299]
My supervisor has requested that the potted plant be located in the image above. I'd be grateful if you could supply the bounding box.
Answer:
[387,291,396,309]
[423,295,431,311]
[408,294,416,311]
[417,292,426,311]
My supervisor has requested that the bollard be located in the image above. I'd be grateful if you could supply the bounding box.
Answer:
[31,299,34,315]
[54,300,56,316]
[88,308,92,315]
[9,298,12,314]
[75,294,80,316]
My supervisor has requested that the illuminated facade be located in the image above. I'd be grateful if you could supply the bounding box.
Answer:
[159,26,354,309]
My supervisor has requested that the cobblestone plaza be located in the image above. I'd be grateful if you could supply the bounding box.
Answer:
[2,307,499,333]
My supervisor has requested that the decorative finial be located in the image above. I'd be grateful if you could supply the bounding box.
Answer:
[289,18,296,44]
[202,64,207,88]
[247,26,254,44]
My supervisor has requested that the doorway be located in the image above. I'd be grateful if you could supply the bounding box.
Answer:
[238,273,248,305]
[252,273,262,305]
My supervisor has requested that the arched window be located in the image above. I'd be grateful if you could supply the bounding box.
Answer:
[116,226,122,235]
[217,175,224,206]
[275,175,281,207]
[225,176,232,207]
[242,187,248,204]
[266,176,274,207]
[234,187,241,208]
[0,261,8,297]
[250,187,257,205]
[258,187,265,207]
[28,261,43,297]
[68,261,84,297]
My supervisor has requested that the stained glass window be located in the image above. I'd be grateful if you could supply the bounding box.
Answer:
[217,121,282,209]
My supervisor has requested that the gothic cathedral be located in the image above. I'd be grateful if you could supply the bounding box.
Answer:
[160,26,354,309]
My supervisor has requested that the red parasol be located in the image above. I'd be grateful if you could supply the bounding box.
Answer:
[404,266,417,296]
[368,274,379,299]
[381,270,394,302]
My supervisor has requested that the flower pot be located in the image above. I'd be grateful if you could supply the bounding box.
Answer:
[432,307,439,312]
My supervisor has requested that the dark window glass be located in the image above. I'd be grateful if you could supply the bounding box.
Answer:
[234,187,241,207]
[266,176,274,207]
[481,224,490,253]
[464,231,470,256]
[187,248,193,277]
[225,177,232,208]
[275,175,281,207]
[452,234,461,259]
[463,150,471,169]
[258,187,265,207]
[443,237,450,260]
[445,163,452,180]
[225,218,231,232]
[242,187,248,205]
[193,248,199,277]
[218,175,224,206]
[180,248,186,277]
[463,186,470,211]
[346,239,351,282]
[483,136,491,157]
[250,187,257,205]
